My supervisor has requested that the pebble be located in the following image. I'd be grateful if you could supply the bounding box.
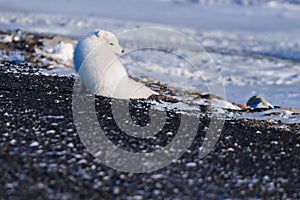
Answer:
[9,139,16,145]
[46,130,56,134]
[29,141,39,147]
[113,186,121,195]
[67,143,74,148]
[186,162,197,167]
[151,174,164,179]
[246,95,273,109]
[0,59,299,199]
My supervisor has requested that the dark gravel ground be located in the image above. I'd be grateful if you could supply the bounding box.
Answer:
[0,61,300,200]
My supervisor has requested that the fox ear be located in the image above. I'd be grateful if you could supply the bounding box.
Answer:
[95,30,106,40]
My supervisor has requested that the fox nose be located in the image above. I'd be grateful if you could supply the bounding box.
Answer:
[121,49,125,53]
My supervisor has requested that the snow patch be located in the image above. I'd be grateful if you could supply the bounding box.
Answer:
[0,34,13,43]
[35,42,74,65]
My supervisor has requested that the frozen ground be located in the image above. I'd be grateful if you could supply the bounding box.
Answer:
[0,0,299,109]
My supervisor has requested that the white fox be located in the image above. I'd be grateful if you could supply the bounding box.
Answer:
[73,30,157,99]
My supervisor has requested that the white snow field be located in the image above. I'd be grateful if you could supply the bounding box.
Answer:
[0,0,299,109]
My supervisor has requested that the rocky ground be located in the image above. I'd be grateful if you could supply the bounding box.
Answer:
[0,30,300,199]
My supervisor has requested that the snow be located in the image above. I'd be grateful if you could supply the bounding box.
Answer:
[0,0,299,109]
[234,108,300,124]
[211,98,241,110]
[1,0,300,34]
[0,34,12,43]
[38,67,77,77]
[6,51,25,63]
[36,42,74,65]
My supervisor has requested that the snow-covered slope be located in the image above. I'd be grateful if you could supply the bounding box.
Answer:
[1,0,300,33]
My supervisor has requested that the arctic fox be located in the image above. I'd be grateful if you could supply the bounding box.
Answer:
[73,30,157,99]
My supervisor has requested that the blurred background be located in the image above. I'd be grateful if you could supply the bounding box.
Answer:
[0,0,299,108]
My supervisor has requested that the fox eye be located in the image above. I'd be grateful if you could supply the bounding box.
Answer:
[109,43,114,46]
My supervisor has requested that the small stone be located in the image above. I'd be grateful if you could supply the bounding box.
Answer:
[29,141,39,147]
[186,162,197,167]
[246,95,273,109]
[166,132,173,136]
[151,174,164,179]
[113,186,120,195]
[271,141,278,145]
[227,147,235,152]
[10,139,16,145]
[46,130,56,134]
[67,143,74,148]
